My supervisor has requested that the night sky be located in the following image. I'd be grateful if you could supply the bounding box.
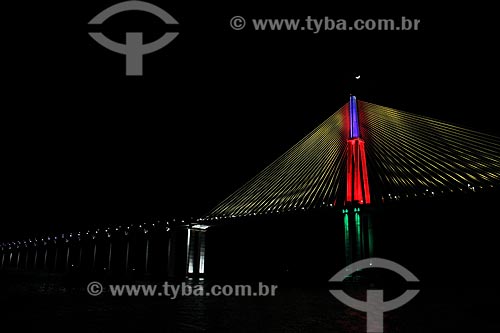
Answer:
[3,2,498,239]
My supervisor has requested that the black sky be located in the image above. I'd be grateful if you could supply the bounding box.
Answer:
[2,2,498,239]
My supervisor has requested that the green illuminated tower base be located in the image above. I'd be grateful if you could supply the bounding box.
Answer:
[342,206,374,266]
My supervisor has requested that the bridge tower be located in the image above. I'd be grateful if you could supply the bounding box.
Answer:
[343,95,374,265]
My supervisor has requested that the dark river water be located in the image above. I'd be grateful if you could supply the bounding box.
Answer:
[1,271,499,332]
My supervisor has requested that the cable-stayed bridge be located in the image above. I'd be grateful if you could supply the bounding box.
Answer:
[2,97,500,279]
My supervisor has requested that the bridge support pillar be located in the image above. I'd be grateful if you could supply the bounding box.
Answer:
[167,225,209,279]
[167,228,179,279]
[186,226,207,278]
[342,207,374,265]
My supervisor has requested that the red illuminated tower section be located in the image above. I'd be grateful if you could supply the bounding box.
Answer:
[346,95,371,205]
[343,95,374,267]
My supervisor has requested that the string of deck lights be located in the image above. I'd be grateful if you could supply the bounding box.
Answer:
[0,219,184,251]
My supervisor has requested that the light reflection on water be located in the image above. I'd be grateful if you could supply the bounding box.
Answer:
[1,273,499,332]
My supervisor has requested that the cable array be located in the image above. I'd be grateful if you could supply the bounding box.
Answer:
[203,101,500,220]
[204,104,348,219]
[360,101,500,201]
